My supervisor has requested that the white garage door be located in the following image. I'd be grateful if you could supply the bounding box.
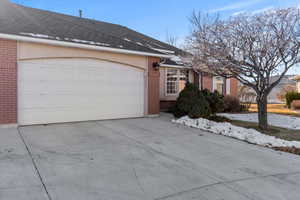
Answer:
[18,58,145,125]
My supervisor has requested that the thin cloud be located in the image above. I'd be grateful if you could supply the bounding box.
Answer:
[252,6,274,14]
[209,0,262,13]
[232,10,246,16]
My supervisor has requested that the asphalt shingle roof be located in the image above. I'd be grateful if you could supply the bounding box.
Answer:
[0,0,186,58]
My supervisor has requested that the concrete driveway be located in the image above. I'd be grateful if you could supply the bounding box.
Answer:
[1,114,300,200]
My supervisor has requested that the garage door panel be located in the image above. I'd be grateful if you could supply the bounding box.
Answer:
[19,83,143,95]
[18,58,145,125]
[19,95,143,109]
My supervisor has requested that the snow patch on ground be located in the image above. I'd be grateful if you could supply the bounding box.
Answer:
[172,116,300,148]
[219,113,300,130]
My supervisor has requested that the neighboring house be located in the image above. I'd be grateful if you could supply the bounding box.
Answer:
[238,75,297,104]
[292,75,300,92]
[0,0,238,126]
[267,75,297,103]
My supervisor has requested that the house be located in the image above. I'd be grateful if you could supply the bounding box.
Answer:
[238,75,297,104]
[159,68,238,110]
[0,0,238,126]
[292,75,300,92]
[267,75,297,103]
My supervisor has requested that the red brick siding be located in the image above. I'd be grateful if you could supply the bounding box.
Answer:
[202,74,213,91]
[160,101,176,111]
[148,57,160,115]
[230,78,238,97]
[0,39,17,124]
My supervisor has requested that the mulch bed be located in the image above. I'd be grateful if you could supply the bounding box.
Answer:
[273,147,300,155]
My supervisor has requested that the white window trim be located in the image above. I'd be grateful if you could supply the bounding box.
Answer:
[212,76,216,91]
[213,76,225,94]
[165,69,187,96]
[165,69,179,96]
[226,79,231,95]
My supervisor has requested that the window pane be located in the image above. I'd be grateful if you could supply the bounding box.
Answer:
[166,69,178,94]
[217,83,224,94]
[214,76,224,94]
[179,70,187,81]
[179,70,187,92]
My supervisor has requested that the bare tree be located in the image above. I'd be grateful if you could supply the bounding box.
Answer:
[188,8,300,130]
[166,31,178,47]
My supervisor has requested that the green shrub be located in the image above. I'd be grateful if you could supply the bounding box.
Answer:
[285,92,300,108]
[200,89,225,114]
[188,98,211,118]
[223,95,242,112]
[172,83,211,118]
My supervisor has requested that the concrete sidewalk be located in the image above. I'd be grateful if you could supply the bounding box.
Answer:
[1,114,300,199]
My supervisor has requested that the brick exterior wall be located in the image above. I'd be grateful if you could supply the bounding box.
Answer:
[0,39,17,124]
[160,101,176,111]
[202,74,213,91]
[230,78,238,97]
[148,57,160,115]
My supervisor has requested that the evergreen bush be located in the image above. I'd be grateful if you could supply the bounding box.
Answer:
[285,92,300,108]
[172,83,211,118]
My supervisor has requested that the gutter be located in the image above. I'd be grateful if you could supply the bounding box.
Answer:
[0,33,172,58]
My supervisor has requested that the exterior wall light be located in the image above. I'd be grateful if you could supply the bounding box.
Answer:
[152,62,160,71]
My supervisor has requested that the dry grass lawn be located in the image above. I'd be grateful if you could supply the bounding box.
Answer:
[230,120,300,155]
[249,103,300,117]
[230,120,300,142]
[226,104,300,155]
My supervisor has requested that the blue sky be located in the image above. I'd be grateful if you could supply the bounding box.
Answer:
[12,0,300,44]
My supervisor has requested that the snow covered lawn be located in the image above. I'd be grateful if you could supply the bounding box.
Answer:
[172,116,300,148]
[219,113,300,130]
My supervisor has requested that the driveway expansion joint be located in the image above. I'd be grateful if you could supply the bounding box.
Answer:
[154,171,300,200]
[17,127,52,200]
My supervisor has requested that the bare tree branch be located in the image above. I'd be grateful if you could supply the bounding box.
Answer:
[166,31,178,47]
[188,8,300,129]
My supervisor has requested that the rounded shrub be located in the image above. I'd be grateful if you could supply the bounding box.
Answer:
[188,97,211,119]
[223,95,242,112]
[172,83,211,119]
[200,89,225,114]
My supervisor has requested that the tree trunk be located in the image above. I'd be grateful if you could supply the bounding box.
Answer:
[257,97,268,130]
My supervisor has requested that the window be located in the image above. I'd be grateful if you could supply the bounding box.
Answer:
[213,76,225,94]
[166,69,188,95]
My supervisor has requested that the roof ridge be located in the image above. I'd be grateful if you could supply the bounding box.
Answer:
[13,2,124,28]
[122,26,183,52]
